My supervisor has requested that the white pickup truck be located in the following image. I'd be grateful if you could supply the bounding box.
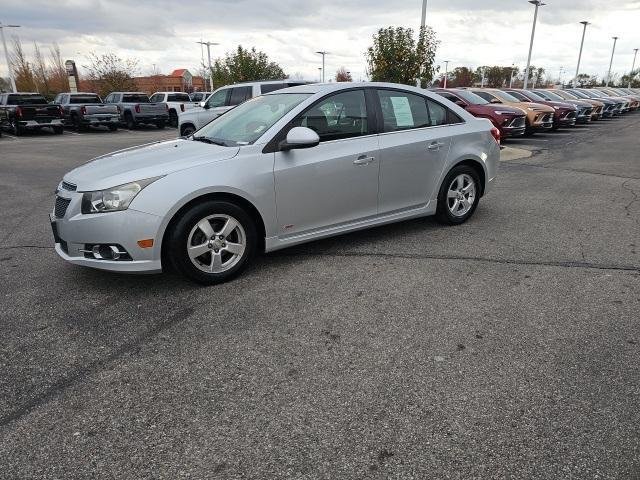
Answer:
[150,92,198,127]
[178,80,309,136]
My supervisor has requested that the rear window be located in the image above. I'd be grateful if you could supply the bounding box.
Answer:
[229,86,253,106]
[168,93,191,102]
[261,84,287,94]
[69,95,102,104]
[7,94,48,105]
[122,94,150,103]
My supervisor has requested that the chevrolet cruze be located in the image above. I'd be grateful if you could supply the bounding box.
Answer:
[51,83,500,284]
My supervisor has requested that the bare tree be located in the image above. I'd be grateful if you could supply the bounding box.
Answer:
[83,52,139,98]
[10,37,37,92]
[48,43,70,93]
[335,67,353,82]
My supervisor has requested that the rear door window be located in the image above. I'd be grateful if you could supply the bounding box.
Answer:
[229,86,253,106]
[377,90,430,132]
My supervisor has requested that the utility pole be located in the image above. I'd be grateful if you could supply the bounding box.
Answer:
[573,21,589,87]
[481,67,486,88]
[558,66,564,85]
[318,67,322,83]
[630,48,639,88]
[421,0,427,29]
[0,22,21,93]
[197,40,218,91]
[443,60,450,88]
[524,1,546,89]
[315,51,328,82]
[509,64,516,88]
[606,36,618,87]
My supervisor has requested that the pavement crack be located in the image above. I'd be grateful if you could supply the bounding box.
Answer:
[0,306,195,430]
[622,180,639,221]
[283,250,640,273]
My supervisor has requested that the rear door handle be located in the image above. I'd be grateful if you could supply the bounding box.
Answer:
[428,142,445,151]
[354,155,375,166]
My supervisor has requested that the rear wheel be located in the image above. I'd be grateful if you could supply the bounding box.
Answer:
[53,126,64,135]
[436,165,481,225]
[108,124,118,131]
[72,115,87,132]
[125,113,136,130]
[181,124,196,137]
[156,120,166,129]
[169,110,178,127]
[12,121,23,136]
[167,201,257,285]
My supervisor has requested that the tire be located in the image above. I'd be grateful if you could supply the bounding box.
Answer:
[156,120,166,129]
[12,121,23,136]
[125,113,136,130]
[53,126,64,135]
[167,200,257,285]
[108,124,118,131]
[72,115,87,132]
[169,110,178,127]
[181,124,195,137]
[435,165,481,225]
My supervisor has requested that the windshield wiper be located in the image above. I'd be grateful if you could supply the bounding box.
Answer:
[192,136,227,146]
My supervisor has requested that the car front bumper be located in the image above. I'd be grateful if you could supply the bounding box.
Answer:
[51,198,164,273]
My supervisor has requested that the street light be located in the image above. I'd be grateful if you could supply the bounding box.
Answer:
[315,51,328,82]
[442,60,450,88]
[318,67,322,83]
[630,48,639,88]
[573,21,590,87]
[509,63,516,88]
[421,0,428,29]
[0,22,21,93]
[197,40,219,91]
[606,36,619,87]
[523,0,546,89]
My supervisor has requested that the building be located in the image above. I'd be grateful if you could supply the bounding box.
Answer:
[133,69,206,94]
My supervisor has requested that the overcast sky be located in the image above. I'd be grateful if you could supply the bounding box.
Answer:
[1,0,639,84]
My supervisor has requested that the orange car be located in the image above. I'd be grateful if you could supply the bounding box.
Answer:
[469,88,554,134]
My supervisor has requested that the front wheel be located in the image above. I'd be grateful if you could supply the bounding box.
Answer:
[181,124,195,137]
[167,201,257,285]
[435,165,481,225]
[169,110,178,127]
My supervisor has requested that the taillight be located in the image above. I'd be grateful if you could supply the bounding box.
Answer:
[117,106,121,114]
[16,106,23,118]
[135,104,141,113]
[59,105,65,117]
[490,127,501,145]
[80,106,87,115]
[165,103,169,111]
[180,103,185,112]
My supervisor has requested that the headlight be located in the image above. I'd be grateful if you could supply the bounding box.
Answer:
[553,106,561,110]
[494,110,513,115]
[81,177,162,214]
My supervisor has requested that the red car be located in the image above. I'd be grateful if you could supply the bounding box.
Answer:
[502,89,577,130]
[433,88,526,138]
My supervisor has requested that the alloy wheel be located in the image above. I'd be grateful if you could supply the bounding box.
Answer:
[447,174,476,217]
[186,214,246,273]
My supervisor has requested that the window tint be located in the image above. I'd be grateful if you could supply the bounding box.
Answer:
[123,94,150,103]
[436,92,462,103]
[261,83,287,94]
[207,88,230,108]
[473,91,497,102]
[229,86,253,106]
[294,89,369,142]
[168,93,191,102]
[426,99,449,126]
[69,95,102,104]
[149,94,163,102]
[505,91,528,102]
[377,90,430,132]
[7,94,48,105]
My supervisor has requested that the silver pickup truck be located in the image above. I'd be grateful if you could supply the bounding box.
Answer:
[103,92,169,129]
[54,92,120,131]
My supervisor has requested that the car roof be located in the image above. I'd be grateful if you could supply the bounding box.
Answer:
[153,91,189,94]
[265,82,440,96]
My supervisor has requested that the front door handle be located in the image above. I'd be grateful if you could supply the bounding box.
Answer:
[428,142,445,151]
[354,155,375,166]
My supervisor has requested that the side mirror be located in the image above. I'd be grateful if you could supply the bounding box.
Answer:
[280,127,320,151]
[455,100,467,108]
[199,101,209,109]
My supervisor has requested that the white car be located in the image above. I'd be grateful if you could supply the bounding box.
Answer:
[178,80,308,136]
[149,92,198,127]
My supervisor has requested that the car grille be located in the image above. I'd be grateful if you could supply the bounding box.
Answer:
[541,113,552,123]
[61,181,77,192]
[54,196,71,218]
[508,116,526,128]
[562,111,577,119]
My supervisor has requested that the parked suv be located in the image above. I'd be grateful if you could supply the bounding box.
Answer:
[178,80,309,136]
[53,92,120,131]
[503,89,577,129]
[535,89,599,121]
[149,92,198,127]
[0,92,64,135]
[469,88,554,134]
[433,88,526,138]
[104,92,169,129]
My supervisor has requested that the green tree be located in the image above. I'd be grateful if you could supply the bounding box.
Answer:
[447,66,476,87]
[366,26,439,86]
[82,53,139,98]
[210,46,286,88]
[335,67,352,82]
[619,69,640,88]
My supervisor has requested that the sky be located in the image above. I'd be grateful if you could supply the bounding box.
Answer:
[1,0,639,84]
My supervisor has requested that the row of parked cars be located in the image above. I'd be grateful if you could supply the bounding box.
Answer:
[431,86,640,139]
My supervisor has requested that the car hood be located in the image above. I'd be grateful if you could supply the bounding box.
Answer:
[65,139,240,191]
[518,101,555,112]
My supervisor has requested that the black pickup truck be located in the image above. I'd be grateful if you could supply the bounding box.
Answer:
[0,92,65,135]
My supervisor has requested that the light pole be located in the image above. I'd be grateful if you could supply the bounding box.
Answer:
[442,60,450,88]
[606,36,619,87]
[630,48,639,88]
[421,0,428,29]
[509,64,516,88]
[197,40,219,91]
[0,22,21,93]
[573,21,589,87]
[524,0,546,89]
[558,66,564,85]
[318,67,322,83]
[481,67,486,88]
[315,51,328,82]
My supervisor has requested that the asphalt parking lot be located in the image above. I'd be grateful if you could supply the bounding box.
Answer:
[1,119,639,479]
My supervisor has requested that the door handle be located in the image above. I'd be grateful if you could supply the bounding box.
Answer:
[428,142,445,151]
[354,155,375,166]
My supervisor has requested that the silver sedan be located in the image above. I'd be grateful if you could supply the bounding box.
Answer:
[51,82,500,284]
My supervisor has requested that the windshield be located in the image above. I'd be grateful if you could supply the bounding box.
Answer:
[589,90,606,98]
[70,95,102,104]
[492,91,522,103]
[195,93,311,146]
[536,90,564,101]
[454,90,489,105]
[567,90,588,99]
[521,90,545,102]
